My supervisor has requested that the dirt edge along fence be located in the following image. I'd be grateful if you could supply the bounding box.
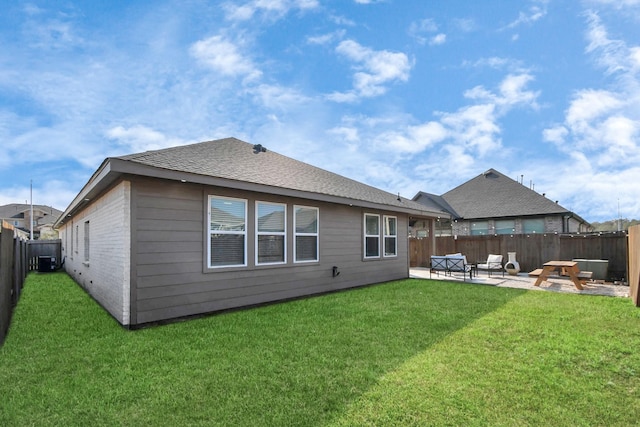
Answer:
[410,232,628,282]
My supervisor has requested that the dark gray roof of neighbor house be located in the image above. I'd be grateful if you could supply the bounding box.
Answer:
[0,204,63,224]
[412,192,458,218]
[437,168,571,219]
[80,137,439,217]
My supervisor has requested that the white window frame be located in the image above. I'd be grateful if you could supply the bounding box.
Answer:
[255,201,287,266]
[208,195,248,269]
[294,205,319,263]
[364,213,380,259]
[383,215,397,257]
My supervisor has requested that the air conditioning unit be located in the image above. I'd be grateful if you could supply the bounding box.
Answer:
[38,256,56,273]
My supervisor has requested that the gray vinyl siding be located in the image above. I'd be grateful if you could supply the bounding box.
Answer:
[130,177,410,325]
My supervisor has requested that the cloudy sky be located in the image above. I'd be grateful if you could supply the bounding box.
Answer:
[1,0,639,222]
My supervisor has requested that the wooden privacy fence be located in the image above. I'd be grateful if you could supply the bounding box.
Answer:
[628,225,640,306]
[0,221,29,346]
[0,224,61,346]
[410,232,628,281]
[27,239,62,271]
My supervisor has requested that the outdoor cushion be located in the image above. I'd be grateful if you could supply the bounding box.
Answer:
[478,254,503,270]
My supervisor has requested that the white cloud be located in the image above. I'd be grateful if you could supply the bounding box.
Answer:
[565,89,622,130]
[542,126,568,144]
[463,57,528,73]
[307,30,345,45]
[247,83,310,109]
[505,3,547,29]
[453,18,476,32]
[409,18,446,46]
[20,5,85,50]
[497,74,539,107]
[382,122,448,153]
[343,73,539,162]
[439,104,501,157]
[540,11,640,220]
[106,125,191,153]
[587,0,640,8]
[463,74,539,111]
[543,12,640,165]
[0,179,80,212]
[190,35,262,81]
[411,18,438,33]
[328,126,360,143]
[223,0,319,21]
[328,39,412,101]
[584,11,638,76]
[430,34,446,46]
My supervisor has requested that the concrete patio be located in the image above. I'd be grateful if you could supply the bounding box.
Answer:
[410,267,630,298]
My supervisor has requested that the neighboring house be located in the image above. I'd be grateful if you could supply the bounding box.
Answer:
[54,137,442,327]
[413,168,592,237]
[0,204,62,239]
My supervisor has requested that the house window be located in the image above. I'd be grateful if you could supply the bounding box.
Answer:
[294,205,319,262]
[364,214,380,258]
[256,202,286,265]
[383,215,397,257]
[495,219,515,235]
[523,218,544,234]
[70,222,74,257]
[208,196,247,268]
[84,221,90,262]
[75,224,79,253]
[470,221,488,235]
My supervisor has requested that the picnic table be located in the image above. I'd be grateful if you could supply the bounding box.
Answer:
[533,260,592,290]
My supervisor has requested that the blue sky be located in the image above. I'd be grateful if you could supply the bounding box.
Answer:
[1,0,639,222]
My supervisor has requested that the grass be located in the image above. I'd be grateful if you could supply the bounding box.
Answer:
[1,273,639,426]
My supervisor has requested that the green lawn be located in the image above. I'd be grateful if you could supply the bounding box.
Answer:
[1,272,639,426]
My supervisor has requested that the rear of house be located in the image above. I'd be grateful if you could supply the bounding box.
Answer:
[55,138,441,327]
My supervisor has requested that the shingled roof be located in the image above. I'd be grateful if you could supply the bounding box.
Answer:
[57,137,440,224]
[0,204,63,225]
[416,168,571,220]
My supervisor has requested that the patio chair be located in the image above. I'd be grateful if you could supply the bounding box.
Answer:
[477,254,504,277]
[446,255,473,281]
[430,253,473,281]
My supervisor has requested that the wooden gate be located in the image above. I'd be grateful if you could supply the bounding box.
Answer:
[409,238,433,268]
